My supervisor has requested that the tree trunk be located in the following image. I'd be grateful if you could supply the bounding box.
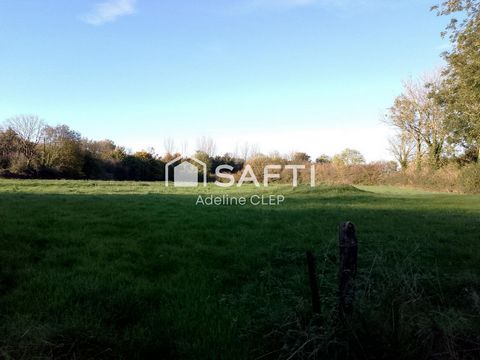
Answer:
[428,141,442,170]
[477,143,480,164]
[415,136,422,172]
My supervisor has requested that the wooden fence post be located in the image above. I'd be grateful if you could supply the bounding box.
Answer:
[306,251,321,314]
[338,221,358,315]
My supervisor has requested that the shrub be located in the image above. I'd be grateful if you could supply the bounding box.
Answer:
[312,162,397,186]
[245,155,286,184]
[9,154,31,175]
[459,164,480,194]
[385,164,460,192]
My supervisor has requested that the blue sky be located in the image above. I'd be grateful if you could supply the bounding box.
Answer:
[0,0,449,160]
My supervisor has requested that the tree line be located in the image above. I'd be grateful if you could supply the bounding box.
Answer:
[0,114,377,181]
[386,0,480,171]
[0,115,168,180]
[1,0,478,190]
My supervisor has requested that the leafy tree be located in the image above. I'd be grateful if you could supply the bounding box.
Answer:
[41,125,84,177]
[82,139,125,162]
[432,0,479,41]
[315,154,332,164]
[81,139,126,179]
[291,152,311,163]
[211,153,244,174]
[162,152,181,163]
[433,0,480,162]
[0,128,21,169]
[135,150,154,160]
[332,149,366,166]
[194,151,213,174]
[122,151,164,181]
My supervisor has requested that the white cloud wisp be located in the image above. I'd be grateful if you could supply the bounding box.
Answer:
[81,0,137,26]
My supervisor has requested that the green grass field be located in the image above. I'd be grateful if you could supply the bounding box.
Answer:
[0,180,479,359]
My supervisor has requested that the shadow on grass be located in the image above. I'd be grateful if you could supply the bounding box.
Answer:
[0,191,479,359]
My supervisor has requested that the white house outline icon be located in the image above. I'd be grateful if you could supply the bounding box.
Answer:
[165,156,208,187]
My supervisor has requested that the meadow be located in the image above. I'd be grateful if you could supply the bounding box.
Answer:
[0,180,479,359]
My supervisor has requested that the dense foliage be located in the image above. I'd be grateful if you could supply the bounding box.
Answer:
[0,116,245,182]
[387,1,480,171]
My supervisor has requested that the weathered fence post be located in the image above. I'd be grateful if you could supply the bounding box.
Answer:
[338,221,358,315]
[306,251,321,314]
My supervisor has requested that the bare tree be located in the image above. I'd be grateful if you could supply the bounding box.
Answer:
[239,142,261,160]
[386,72,447,170]
[180,140,189,157]
[146,147,157,157]
[233,143,240,159]
[196,136,216,157]
[388,131,415,171]
[163,137,175,155]
[240,142,250,161]
[6,114,45,167]
[250,144,260,158]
